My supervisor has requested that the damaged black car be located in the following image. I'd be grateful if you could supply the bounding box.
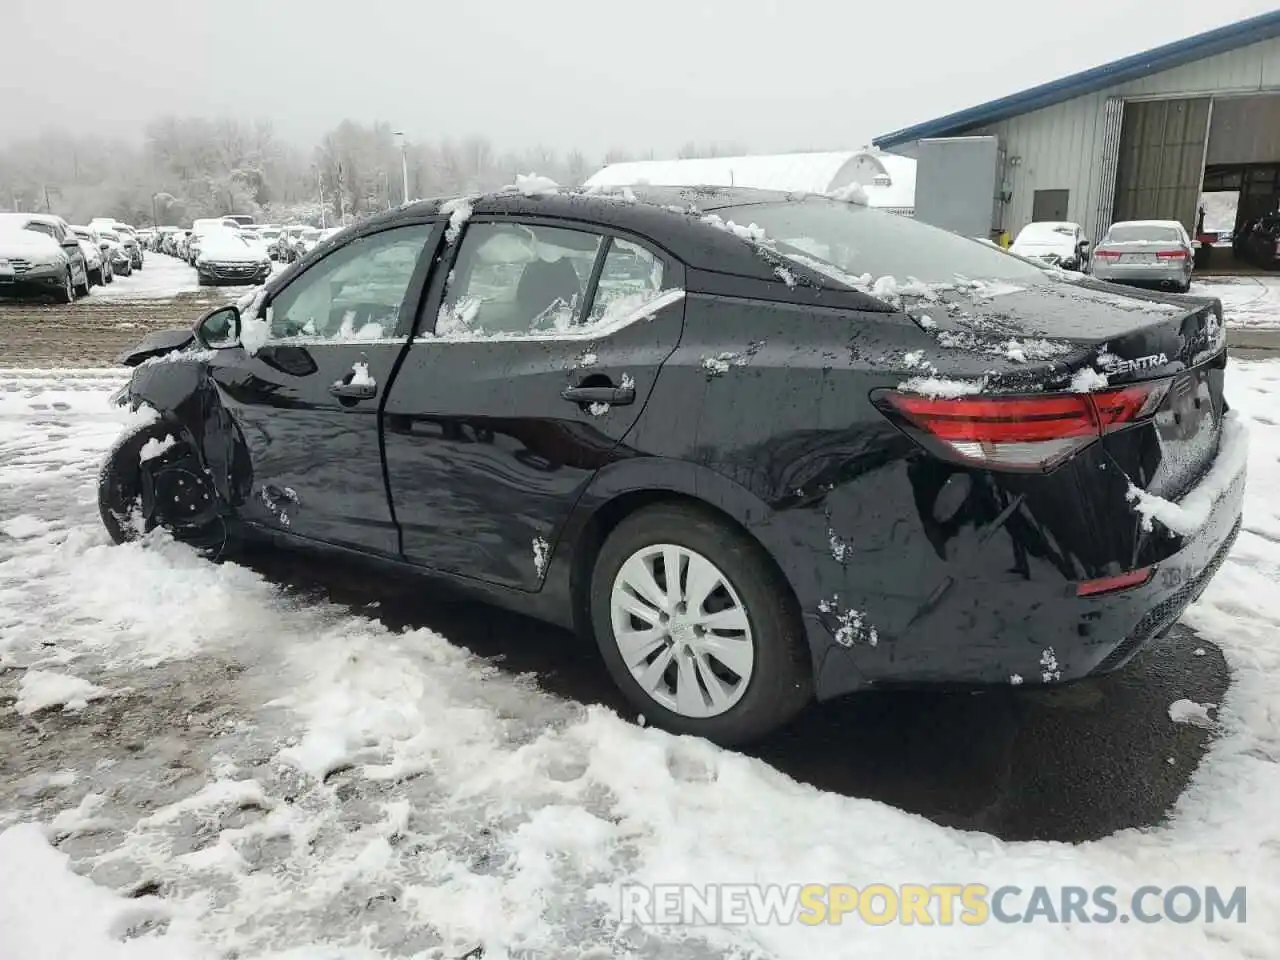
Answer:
[101,186,1246,745]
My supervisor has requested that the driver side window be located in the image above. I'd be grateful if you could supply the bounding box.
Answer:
[265,224,432,341]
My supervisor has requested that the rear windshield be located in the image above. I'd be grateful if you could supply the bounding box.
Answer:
[1107,224,1182,243]
[721,198,1048,283]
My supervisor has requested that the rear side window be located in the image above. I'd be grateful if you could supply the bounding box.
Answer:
[436,222,602,337]
[725,197,1047,284]
[1106,225,1183,243]
[588,239,665,325]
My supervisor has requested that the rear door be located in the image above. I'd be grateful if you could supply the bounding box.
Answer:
[208,220,441,557]
[382,217,686,590]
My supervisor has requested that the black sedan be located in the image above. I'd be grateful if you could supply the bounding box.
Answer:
[100,187,1245,745]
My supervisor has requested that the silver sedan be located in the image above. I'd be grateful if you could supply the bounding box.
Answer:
[1090,220,1194,292]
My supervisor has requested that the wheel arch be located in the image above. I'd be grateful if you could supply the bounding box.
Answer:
[559,461,812,676]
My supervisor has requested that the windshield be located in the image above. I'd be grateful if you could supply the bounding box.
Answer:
[721,198,1048,284]
[1106,224,1183,243]
[23,222,57,238]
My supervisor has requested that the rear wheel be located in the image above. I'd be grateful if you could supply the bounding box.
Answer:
[98,420,232,557]
[589,503,812,745]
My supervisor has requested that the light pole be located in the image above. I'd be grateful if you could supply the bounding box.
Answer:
[393,130,410,204]
[151,192,160,228]
[316,168,327,229]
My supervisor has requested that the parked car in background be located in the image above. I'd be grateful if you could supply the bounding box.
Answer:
[274,225,309,262]
[92,219,144,270]
[194,230,272,285]
[1089,219,1194,292]
[187,219,241,265]
[0,212,91,298]
[102,187,1242,744]
[225,214,255,228]
[292,226,325,259]
[258,225,283,258]
[96,227,133,276]
[71,226,113,285]
[1010,221,1091,271]
[0,225,87,302]
[1241,213,1280,269]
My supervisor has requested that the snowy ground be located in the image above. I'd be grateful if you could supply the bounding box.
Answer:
[0,361,1278,957]
[1192,276,1280,330]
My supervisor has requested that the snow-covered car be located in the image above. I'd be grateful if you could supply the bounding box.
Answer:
[91,219,144,270]
[0,227,85,302]
[1090,220,1195,292]
[292,227,325,259]
[0,213,91,299]
[187,220,243,265]
[1010,221,1091,271]
[70,226,113,285]
[102,186,1244,746]
[194,230,272,285]
[274,225,310,262]
[95,228,133,276]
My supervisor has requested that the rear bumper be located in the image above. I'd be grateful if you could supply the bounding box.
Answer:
[796,415,1247,700]
[1091,262,1189,285]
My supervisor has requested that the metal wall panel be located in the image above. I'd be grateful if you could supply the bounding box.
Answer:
[1091,97,1126,246]
[1207,93,1280,164]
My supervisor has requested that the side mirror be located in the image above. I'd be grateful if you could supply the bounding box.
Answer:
[1079,240,1091,252]
[194,305,241,349]
[61,236,81,249]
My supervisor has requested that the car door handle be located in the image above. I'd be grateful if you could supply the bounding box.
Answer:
[329,381,378,399]
[561,385,635,405]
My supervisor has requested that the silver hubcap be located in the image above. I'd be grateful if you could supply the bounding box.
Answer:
[610,543,754,718]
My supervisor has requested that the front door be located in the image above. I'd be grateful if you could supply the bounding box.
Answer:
[382,218,685,590]
[209,220,440,557]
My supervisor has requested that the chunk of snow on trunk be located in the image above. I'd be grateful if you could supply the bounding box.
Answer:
[441,196,474,244]
[1070,367,1110,392]
[138,434,176,463]
[532,537,550,580]
[1169,698,1217,728]
[16,670,109,715]
[828,529,852,563]
[827,182,869,205]
[587,401,610,417]
[897,375,986,398]
[1010,673,1024,686]
[506,173,559,196]
[1126,411,1249,535]
[1003,338,1073,363]
[0,823,199,960]
[902,350,927,368]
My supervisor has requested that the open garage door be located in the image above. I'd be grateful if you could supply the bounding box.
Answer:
[1112,97,1212,234]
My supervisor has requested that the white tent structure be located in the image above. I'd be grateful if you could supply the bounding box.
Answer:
[583,149,915,216]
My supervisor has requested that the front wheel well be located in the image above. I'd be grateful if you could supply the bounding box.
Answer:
[567,490,809,666]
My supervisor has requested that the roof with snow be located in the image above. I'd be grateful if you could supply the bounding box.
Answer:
[583,150,916,211]
[873,10,1280,150]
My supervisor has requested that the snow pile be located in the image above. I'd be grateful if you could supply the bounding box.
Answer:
[1126,411,1249,535]
[14,670,109,715]
[347,361,375,387]
[1169,698,1217,728]
[826,182,869,205]
[1002,338,1073,363]
[506,173,559,196]
[138,435,176,463]
[1070,367,1110,393]
[0,824,205,960]
[441,196,474,244]
[699,213,767,242]
[897,375,987,398]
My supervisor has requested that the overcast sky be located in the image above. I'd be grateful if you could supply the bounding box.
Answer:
[5,0,1277,157]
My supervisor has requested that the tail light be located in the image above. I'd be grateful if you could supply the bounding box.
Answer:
[1094,250,1121,259]
[1077,566,1153,597]
[1156,250,1187,259]
[875,381,1169,471]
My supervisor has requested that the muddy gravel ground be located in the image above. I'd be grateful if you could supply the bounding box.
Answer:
[0,290,241,368]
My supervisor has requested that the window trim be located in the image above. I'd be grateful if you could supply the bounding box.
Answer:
[415,215,683,344]
[256,219,442,345]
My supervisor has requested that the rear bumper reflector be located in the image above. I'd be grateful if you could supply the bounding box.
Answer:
[1076,566,1154,598]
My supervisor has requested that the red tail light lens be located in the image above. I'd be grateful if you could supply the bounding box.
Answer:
[877,380,1169,471]
[1094,250,1121,259]
[1077,566,1153,597]
[1156,250,1187,259]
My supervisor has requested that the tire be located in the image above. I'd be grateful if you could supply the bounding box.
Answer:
[55,270,74,304]
[75,271,90,297]
[98,420,233,557]
[589,503,812,745]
